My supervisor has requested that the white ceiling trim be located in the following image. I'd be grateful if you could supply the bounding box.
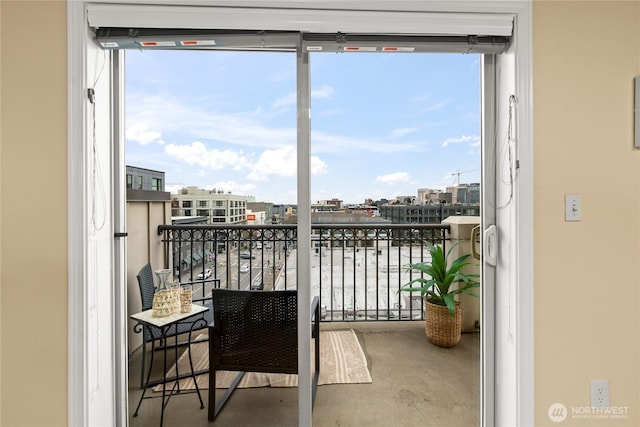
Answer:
[87,4,514,36]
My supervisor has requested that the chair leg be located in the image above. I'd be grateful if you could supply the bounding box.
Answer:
[140,335,148,389]
[208,369,216,421]
[208,370,245,422]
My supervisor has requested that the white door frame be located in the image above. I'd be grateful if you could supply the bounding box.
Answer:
[481,53,498,427]
[68,2,533,426]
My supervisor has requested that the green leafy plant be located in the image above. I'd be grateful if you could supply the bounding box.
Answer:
[402,241,480,317]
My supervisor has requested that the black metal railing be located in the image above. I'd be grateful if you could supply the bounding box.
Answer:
[157,223,450,321]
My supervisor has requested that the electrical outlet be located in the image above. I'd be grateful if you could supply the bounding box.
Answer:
[591,379,610,408]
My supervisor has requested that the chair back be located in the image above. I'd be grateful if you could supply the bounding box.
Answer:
[136,263,155,311]
[210,289,298,373]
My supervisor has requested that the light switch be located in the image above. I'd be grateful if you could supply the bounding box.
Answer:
[565,194,581,221]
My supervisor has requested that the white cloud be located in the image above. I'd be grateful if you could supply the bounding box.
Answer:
[166,183,185,194]
[127,94,296,149]
[311,156,329,176]
[164,141,249,171]
[311,84,334,100]
[247,146,327,181]
[248,147,295,180]
[127,94,425,156]
[390,127,418,138]
[162,140,330,182]
[126,122,163,145]
[442,134,480,147]
[376,172,411,185]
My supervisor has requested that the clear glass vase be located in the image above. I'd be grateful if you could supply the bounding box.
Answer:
[152,269,173,317]
[154,269,172,292]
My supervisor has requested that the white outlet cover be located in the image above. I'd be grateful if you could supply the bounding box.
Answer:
[591,379,610,408]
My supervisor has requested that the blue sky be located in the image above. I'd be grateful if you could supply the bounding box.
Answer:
[125,50,480,204]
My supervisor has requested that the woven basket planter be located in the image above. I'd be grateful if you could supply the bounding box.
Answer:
[425,299,462,347]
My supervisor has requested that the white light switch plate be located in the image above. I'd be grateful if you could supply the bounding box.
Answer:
[565,194,581,221]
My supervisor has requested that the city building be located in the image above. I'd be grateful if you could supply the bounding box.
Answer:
[171,186,247,224]
[446,183,480,204]
[417,187,452,204]
[313,198,343,211]
[344,204,380,217]
[247,202,274,223]
[395,195,417,204]
[273,204,297,224]
[246,209,267,225]
[126,165,165,191]
[379,203,479,224]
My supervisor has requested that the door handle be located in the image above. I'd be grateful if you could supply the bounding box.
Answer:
[483,225,497,267]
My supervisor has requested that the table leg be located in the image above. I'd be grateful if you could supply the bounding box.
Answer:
[134,334,158,417]
[187,320,205,409]
[174,323,180,393]
[159,324,170,427]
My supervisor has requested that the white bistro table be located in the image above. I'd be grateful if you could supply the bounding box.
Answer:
[131,304,209,427]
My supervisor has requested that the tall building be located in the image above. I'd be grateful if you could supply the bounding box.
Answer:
[417,187,452,204]
[247,202,274,223]
[446,183,480,204]
[126,165,165,191]
[171,186,247,224]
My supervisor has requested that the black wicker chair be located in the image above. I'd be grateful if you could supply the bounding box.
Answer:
[135,263,214,388]
[208,289,320,421]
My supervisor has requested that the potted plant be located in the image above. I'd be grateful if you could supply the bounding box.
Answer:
[402,241,479,347]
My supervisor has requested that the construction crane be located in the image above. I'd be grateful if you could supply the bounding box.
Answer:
[450,168,479,186]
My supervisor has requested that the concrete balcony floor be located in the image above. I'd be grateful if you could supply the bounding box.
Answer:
[129,321,479,427]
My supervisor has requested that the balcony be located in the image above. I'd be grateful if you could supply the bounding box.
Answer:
[127,219,480,426]
[128,322,479,426]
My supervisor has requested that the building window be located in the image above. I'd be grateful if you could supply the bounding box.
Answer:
[137,175,143,189]
[126,174,133,189]
[196,209,208,216]
[151,177,162,191]
[182,201,192,208]
[213,209,225,217]
[184,210,192,216]
[215,201,223,207]
[197,200,208,208]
